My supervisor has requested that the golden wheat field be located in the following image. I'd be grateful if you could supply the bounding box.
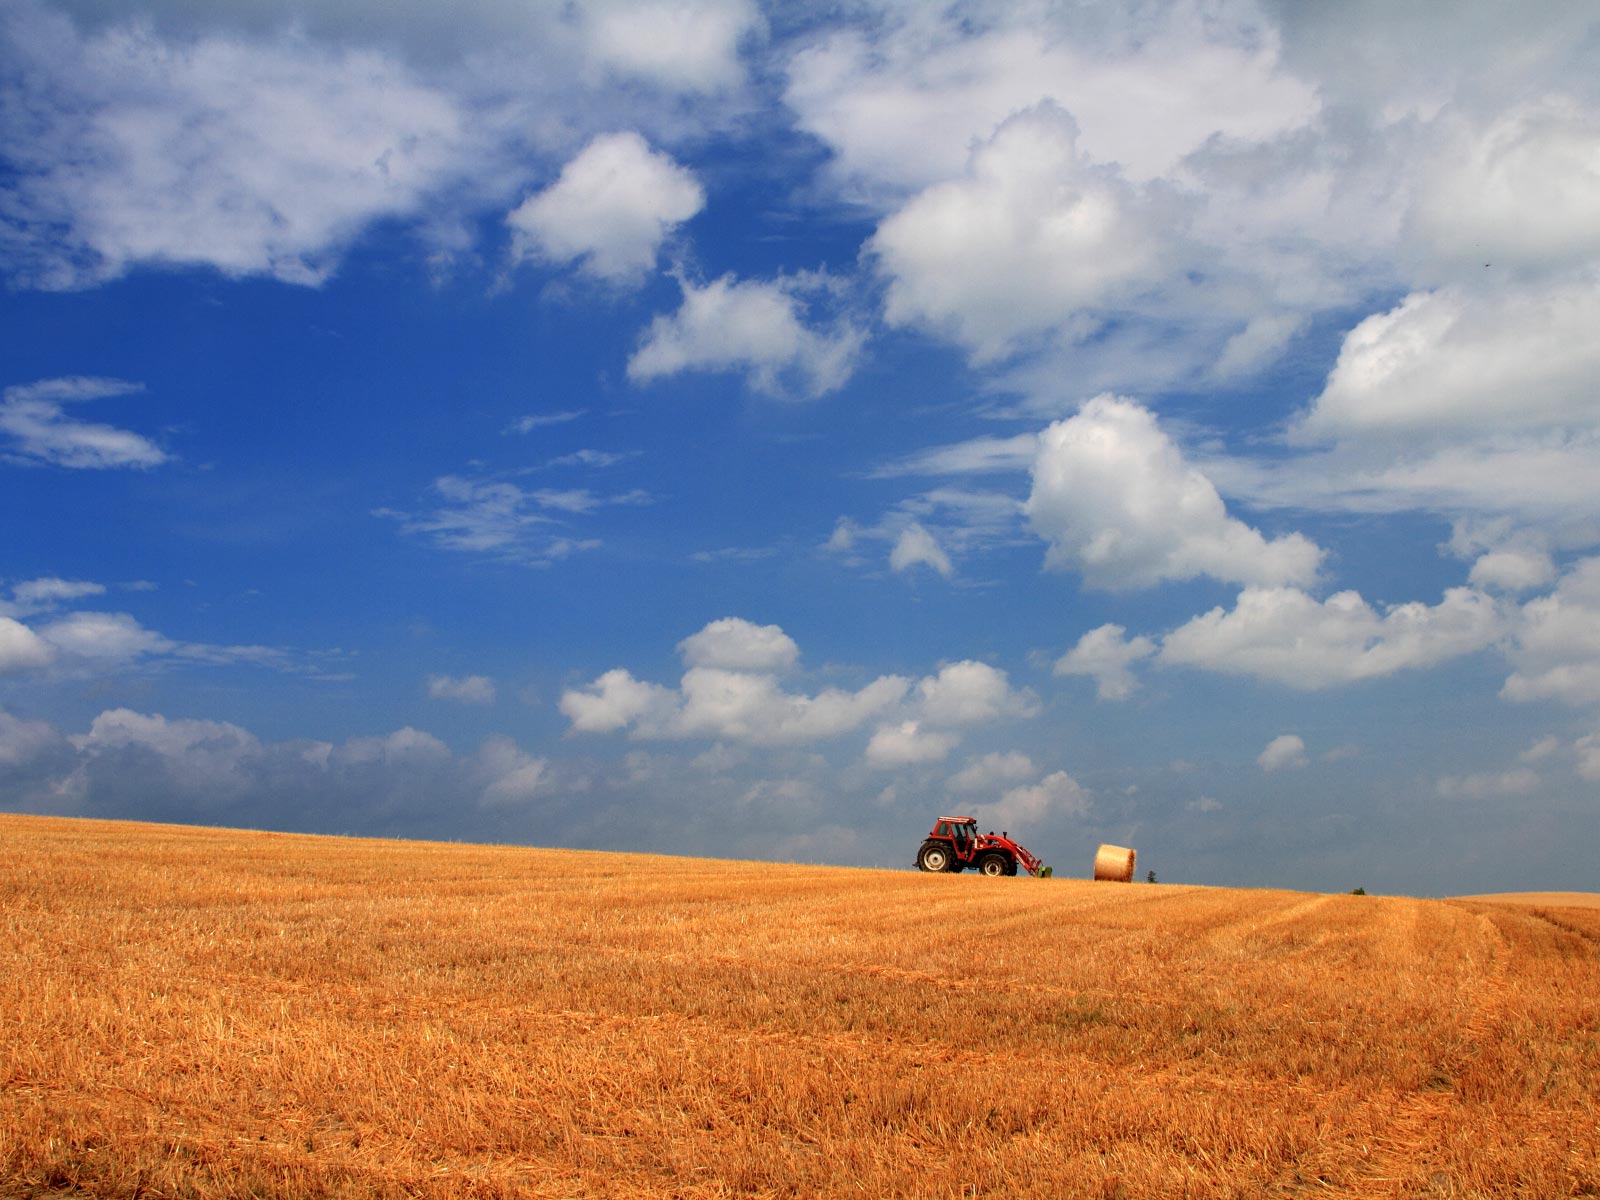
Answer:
[2,814,1598,1200]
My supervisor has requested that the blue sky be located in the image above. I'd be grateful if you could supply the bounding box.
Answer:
[3,0,1599,895]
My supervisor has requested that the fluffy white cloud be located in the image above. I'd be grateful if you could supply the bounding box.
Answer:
[864,720,956,767]
[1054,623,1156,702]
[559,668,679,734]
[427,674,497,704]
[679,618,799,673]
[1,7,481,289]
[980,769,1090,828]
[473,734,549,808]
[0,378,166,468]
[1294,281,1600,443]
[3,576,107,616]
[1502,557,1600,707]
[0,710,60,764]
[1161,586,1504,689]
[70,708,264,797]
[506,132,703,284]
[0,618,58,674]
[1027,396,1322,591]
[1406,100,1600,279]
[784,7,1316,197]
[561,620,1036,750]
[888,523,952,578]
[912,661,1036,727]
[628,273,865,399]
[579,0,760,92]
[947,751,1037,794]
[1257,734,1308,773]
[37,611,176,663]
[870,103,1185,363]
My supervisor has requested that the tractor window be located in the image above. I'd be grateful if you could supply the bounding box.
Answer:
[935,822,952,837]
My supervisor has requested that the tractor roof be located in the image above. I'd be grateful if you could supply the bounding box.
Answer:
[937,815,977,824]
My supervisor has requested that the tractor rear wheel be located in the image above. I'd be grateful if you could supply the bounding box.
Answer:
[978,853,1009,877]
[917,841,953,872]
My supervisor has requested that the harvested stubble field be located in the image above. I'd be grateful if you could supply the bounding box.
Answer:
[2,815,1598,1200]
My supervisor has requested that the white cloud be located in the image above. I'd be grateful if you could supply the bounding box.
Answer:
[1405,100,1600,280]
[1161,585,1504,689]
[506,131,703,284]
[37,611,176,663]
[3,576,107,616]
[1502,557,1600,707]
[888,523,952,578]
[947,751,1037,794]
[864,720,956,767]
[870,103,1185,364]
[561,620,1036,749]
[579,0,760,92]
[678,617,799,673]
[1054,623,1156,701]
[1293,281,1600,444]
[1027,395,1322,591]
[1257,733,1308,773]
[628,273,865,399]
[381,473,650,564]
[427,674,497,704]
[980,769,1090,828]
[912,660,1036,727]
[1577,733,1600,782]
[0,8,481,289]
[0,377,166,468]
[784,7,1317,198]
[559,668,679,735]
[0,710,60,765]
[473,734,549,808]
[71,707,264,797]
[0,618,58,674]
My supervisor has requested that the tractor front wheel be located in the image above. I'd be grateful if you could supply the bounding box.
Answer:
[978,853,1010,877]
[917,841,953,873]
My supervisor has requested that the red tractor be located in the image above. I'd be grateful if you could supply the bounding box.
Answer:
[914,815,1048,877]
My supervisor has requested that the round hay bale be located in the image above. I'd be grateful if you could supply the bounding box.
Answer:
[1093,843,1136,882]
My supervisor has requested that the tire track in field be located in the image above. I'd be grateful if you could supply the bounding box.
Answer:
[1338,909,1514,1199]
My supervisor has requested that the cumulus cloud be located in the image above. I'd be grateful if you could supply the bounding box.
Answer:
[1502,557,1600,707]
[679,618,799,673]
[1054,624,1156,701]
[0,378,166,468]
[864,720,956,767]
[6,705,555,832]
[0,6,484,289]
[1027,396,1322,591]
[1294,282,1600,444]
[0,618,58,674]
[578,0,760,92]
[628,272,865,399]
[979,769,1090,828]
[560,620,1035,751]
[3,576,108,616]
[871,103,1186,363]
[1160,585,1504,689]
[785,6,1316,197]
[888,523,952,578]
[947,751,1037,794]
[427,674,497,704]
[1257,734,1308,773]
[912,661,1036,726]
[1405,100,1600,280]
[506,132,703,284]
